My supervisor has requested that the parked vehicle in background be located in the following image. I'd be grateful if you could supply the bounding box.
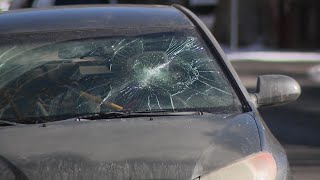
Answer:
[0,5,300,180]
[0,0,10,11]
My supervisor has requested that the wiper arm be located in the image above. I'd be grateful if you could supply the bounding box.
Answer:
[78,111,201,120]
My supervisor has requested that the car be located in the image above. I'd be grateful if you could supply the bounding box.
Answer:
[0,5,300,180]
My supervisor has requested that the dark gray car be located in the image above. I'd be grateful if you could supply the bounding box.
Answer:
[0,5,300,180]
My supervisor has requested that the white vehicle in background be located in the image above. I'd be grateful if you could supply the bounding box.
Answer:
[0,0,10,11]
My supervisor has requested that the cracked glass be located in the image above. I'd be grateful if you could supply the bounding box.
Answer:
[0,29,242,122]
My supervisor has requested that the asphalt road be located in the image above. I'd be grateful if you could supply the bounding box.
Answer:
[285,145,320,180]
[291,166,320,180]
[231,59,320,180]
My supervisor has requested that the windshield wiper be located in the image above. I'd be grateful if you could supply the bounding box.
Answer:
[5,111,204,124]
[77,111,202,120]
[0,120,23,126]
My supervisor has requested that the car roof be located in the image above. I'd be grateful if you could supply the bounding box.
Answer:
[0,5,194,35]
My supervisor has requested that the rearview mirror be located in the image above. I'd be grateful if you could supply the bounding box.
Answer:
[250,75,301,108]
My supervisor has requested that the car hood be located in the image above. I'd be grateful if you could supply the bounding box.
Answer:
[0,113,260,180]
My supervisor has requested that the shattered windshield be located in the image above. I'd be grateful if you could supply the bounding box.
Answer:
[0,29,242,123]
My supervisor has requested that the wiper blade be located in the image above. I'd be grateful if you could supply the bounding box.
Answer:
[0,120,23,126]
[78,111,201,120]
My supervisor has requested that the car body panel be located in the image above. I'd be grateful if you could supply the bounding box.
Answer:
[249,110,291,180]
[0,113,260,179]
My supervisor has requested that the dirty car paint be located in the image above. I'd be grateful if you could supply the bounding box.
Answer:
[0,113,260,180]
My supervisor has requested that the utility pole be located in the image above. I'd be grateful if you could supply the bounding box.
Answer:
[230,0,238,50]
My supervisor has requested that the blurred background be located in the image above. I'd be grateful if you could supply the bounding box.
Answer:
[1,0,320,179]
